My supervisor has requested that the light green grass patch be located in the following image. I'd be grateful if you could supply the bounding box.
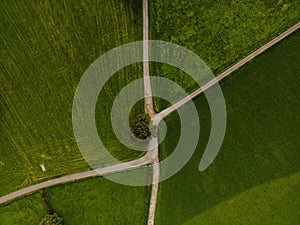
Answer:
[150,0,300,91]
[47,175,149,225]
[0,173,150,225]
[0,193,47,224]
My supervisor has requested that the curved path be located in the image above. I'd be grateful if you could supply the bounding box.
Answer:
[0,153,153,205]
[0,0,157,207]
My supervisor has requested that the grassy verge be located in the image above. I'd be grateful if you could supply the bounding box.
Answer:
[155,29,300,225]
[0,0,142,196]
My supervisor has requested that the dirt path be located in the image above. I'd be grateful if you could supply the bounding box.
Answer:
[143,0,155,117]
[142,0,160,224]
[0,154,153,205]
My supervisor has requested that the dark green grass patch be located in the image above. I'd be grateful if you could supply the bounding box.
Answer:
[0,0,141,196]
[95,65,146,162]
[155,30,300,225]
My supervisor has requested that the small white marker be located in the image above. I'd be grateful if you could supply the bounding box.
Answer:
[40,164,46,172]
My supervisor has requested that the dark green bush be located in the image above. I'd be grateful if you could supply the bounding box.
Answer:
[130,113,151,139]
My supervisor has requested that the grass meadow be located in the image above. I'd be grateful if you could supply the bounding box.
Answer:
[0,193,47,224]
[155,30,300,224]
[150,0,300,91]
[0,0,143,196]
[47,175,149,225]
[0,173,149,225]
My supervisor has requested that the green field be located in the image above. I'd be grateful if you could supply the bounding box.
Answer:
[0,173,149,225]
[155,30,300,224]
[150,0,300,91]
[1,0,300,224]
[0,0,143,196]
[47,175,149,225]
[0,193,47,224]
[185,172,300,225]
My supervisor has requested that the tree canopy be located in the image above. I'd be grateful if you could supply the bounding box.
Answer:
[130,113,151,139]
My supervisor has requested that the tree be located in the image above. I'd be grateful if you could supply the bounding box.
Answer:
[39,213,63,225]
[130,113,151,139]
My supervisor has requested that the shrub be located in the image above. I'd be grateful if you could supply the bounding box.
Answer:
[39,213,63,225]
